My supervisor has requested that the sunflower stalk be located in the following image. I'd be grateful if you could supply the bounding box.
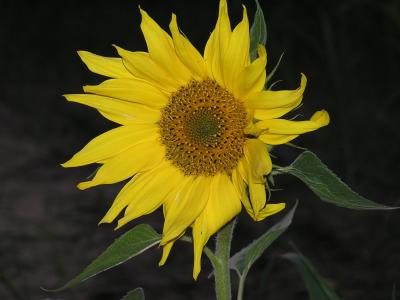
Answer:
[213,219,236,300]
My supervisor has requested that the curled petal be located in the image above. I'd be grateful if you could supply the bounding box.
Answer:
[245,74,307,109]
[257,110,330,145]
[234,45,267,99]
[243,139,272,181]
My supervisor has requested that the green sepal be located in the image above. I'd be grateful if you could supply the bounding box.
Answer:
[265,52,284,88]
[46,224,161,292]
[279,151,398,210]
[249,0,267,61]
[282,252,341,300]
[230,201,297,276]
[121,288,145,300]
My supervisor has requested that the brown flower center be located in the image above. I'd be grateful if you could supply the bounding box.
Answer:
[159,79,247,176]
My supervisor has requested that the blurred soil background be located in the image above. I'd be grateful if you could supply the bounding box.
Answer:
[1,0,400,299]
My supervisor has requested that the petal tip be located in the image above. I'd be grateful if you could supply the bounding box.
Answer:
[63,94,72,101]
[82,85,92,93]
[98,217,108,225]
[112,44,123,54]
[114,222,123,231]
[300,73,308,86]
[311,109,330,126]
[158,260,165,267]
[139,7,150,21]
[192,269,200,281]
[77,181,92,190]
[76,50,88,58]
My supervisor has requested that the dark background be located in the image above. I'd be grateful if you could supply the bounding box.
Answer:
[1,0,399,299]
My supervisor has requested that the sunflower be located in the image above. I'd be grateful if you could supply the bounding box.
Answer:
[63,0,329,279]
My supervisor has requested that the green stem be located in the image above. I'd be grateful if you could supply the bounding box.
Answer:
[236,274,246,300]
[213,219,236,300]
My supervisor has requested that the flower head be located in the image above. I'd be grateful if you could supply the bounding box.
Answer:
[63,0,329,279]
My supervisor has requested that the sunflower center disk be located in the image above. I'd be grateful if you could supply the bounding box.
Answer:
[159,80,247,176]
[186,109,220,146]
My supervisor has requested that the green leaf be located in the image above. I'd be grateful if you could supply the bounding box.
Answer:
[121,288,145,300]
[265,52,284,87]
[280,151,398,210]
[250,0,267,61]
[282,252,341,300]
[230,201,297,276]
[48,224,161,291]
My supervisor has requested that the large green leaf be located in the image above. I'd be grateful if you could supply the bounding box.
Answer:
[121,287,145,300]
[250,0,267,61]
[49,224,161,291]
[230,202,297,276]
[282,252,341,300]
[280,151,397,210]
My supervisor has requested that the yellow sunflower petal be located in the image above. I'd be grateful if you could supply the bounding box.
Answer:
[204,0,231,86]
[77,51,133,79]
[234,45,267,99]
[232,167,259,218]
[236,140,274,218]
[253,203,286,221]
[139,8,191,85]
[158,238,176,266]
[231,167,244,196]
[243,139,272,181]
[98,175,138,224]
[253,101,302,120]
[99,163,184,225]
[234,163,285,221]
[159,240,174,266]
[245,73,307,109]
[109,164,185,228]
[169,14,207,80]
[114,46,180,93]
[83,79,168,108]
[62,124,158,167]
[222,5,250,91]
[192,173,241,279]
[248,179,267,215]
[258,133,299,145]
[256,109,330,135]
[238,156,267,217]
[159,229,187,266]
[64,94,160,124]
[161,176,212,245]
[77,137,164,190]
